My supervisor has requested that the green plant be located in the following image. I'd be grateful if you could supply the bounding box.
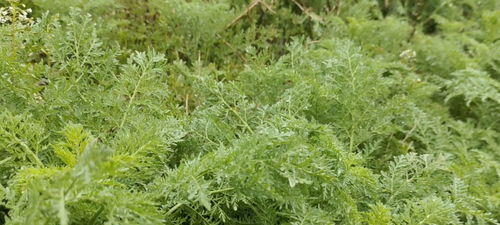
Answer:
[0,0,499,224]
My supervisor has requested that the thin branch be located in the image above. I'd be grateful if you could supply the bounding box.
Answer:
[225,0,275,29]
[259,0,275,13]
[402,122,418,143]
[185,94,189,115]
[290,0,323,22]
[216,34,248,63]
[215,87,254,134]
[119,69,146,129]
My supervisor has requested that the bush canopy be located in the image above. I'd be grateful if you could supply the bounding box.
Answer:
[0,0,499,224]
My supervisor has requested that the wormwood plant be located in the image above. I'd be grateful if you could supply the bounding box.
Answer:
[0,0,499,224]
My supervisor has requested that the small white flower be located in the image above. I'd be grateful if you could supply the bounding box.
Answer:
[400,49,417,60]
[33,93,44,103]
[19,14,27,21]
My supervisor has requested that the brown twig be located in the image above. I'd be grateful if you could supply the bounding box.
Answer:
[216,34,248,63]
[259,0,276,13]
[185,94,189,115]
[306,39,322,46]
[225,0,262,29]
[336,0,342,16]
[291,0,306,12]
[291,0,323,22]
[225,0,276,29]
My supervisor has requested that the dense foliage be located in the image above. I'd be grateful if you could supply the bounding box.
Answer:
[0,0,499,224]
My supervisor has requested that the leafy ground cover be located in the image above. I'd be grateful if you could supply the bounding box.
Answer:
[0,0,499,224]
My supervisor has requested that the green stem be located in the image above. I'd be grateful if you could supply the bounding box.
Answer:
[166,203,184,215]
[119,70,146,129]
[216,90,254,134]
[89,205,105,225]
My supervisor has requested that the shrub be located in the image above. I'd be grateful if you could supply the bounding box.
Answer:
[0,0,498,224]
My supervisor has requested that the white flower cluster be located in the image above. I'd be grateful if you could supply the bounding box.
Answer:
[0,4,33,25]
[399,49,417,60]
[0,8,9,24]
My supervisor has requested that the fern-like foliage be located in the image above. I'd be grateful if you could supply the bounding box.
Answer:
[0,0,498,224]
